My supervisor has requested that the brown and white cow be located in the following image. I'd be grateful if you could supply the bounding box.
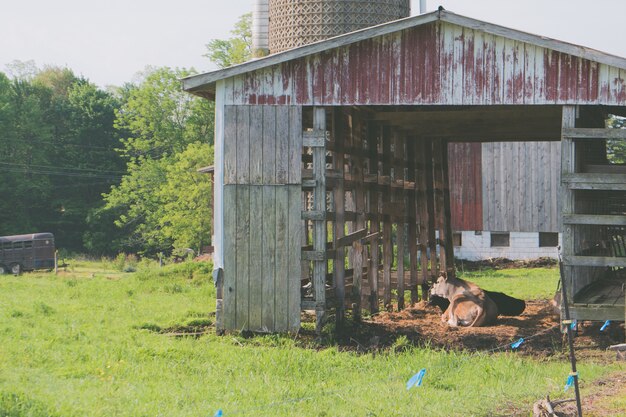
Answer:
[430,273,498,327]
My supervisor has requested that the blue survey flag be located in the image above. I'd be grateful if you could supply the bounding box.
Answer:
[407,368,427,390]
[510,338,524,349]
[600,320,610,332]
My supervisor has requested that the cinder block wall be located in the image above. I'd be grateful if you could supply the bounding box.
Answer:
[454,231,561,261]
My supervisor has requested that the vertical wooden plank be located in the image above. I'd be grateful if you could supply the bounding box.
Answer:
[312,107,327,332]
[224,106,238,185]
[236,106,251,185]
[406,138,418,304]
[262,185,276,331]
[561,106,576,302]
[394,131,406,310]
[235,185,250,330]
[288,106,303,184]
[223,185,237,330]
[274,186,289,331]
[262,106,277,184]
[416,139,431,296]
[424,140,438,277]
[287,185,302,332]
[248,186,264,330]
[368,123,380,313]
[276,106,289,184]
[382,126,393,309]
[333,109,346,325]
[249,106,264,185]
[351,109,365,319]
[439,139,455,277]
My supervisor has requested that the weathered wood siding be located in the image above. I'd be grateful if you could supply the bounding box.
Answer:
[482,141,561,232]
[448,142,483,231]
[222,21,626,106]
[223,105,302,332]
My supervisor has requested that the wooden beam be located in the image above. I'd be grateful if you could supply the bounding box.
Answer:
[563,256,626,268]
[336,229,368,248]
[563,214,626,226]
[562,128,626,140]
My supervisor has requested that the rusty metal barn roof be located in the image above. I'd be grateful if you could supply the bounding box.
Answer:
[183,9,626,97]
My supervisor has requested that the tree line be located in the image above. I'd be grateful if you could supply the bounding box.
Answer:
[0,64,214,257]
[0,14,252,257]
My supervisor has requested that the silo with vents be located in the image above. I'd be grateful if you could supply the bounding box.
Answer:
[253,0,411,56]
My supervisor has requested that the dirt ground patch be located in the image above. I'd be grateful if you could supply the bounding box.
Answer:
[326,300,623,359]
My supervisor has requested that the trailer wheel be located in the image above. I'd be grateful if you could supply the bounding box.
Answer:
[10,263,22,275]
[0,264,7,275]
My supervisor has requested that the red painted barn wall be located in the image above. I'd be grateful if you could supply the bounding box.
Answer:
[448,142,482,231]
[223,21,626,106]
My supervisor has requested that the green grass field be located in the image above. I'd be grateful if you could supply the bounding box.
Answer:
[0,261,622,416]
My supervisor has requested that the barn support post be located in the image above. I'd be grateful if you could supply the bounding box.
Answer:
[367,122,381,313]
[351,109,366,321]
[406,137,419,304]
[560,106,577,309]
[393,130,406,310]
[381,126,393,309]
[312,107,328,334]
[332,108,347,327]
[415,139,431,298]
[434,139,456,278]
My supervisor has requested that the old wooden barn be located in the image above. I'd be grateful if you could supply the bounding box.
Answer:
[184,9,626,332]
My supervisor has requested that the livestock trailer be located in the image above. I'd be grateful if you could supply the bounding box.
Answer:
[0,233,56,274]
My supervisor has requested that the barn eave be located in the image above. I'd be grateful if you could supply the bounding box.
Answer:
[183,9,626,99]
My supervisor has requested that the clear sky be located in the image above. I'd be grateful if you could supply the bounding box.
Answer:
[2,0,625,88]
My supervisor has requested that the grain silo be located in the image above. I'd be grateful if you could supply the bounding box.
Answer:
[253,0,411,55]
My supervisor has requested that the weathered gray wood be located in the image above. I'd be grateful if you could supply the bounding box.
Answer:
[416,140,431,293]
[262,106,276,184]
[248,186,264,330]
[424,140,438,277]
[569,305,626,321]
[336,229,368,248]
[562,128,626,140]
[332,109,346,325]
[368,123,380,313]
[303,130,328,147]
[351,110,366,320]
[261,186,276,331]
[287,185,302,332]
[184,10,626,95]
[312,107,327,332]
[274,186,290,331]
[381,127,393,309]
[563,256,626,268]
[249,107,264,185]
[288,106,303,184]
[235,186,250,329]
[438,139,455,277]
[563,214,626,226]
[223,185,237,330]
[276,106,289,184]
[224,106,238,185]
[236,107,251,185]
[561,105,577,303]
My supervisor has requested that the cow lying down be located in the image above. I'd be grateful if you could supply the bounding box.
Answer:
[430,274,500,327]
[429,291,526,317]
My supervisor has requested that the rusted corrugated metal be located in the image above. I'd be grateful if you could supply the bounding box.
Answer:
[222,20,626,106]
[448,142,482,231]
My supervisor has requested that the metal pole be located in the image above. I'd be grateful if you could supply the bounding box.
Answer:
[558,248,583,416]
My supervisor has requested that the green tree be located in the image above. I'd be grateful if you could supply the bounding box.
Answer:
[158,142,213,252]
[204,13,252,68]
[102,67,214,255]
[607,115,626,164]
